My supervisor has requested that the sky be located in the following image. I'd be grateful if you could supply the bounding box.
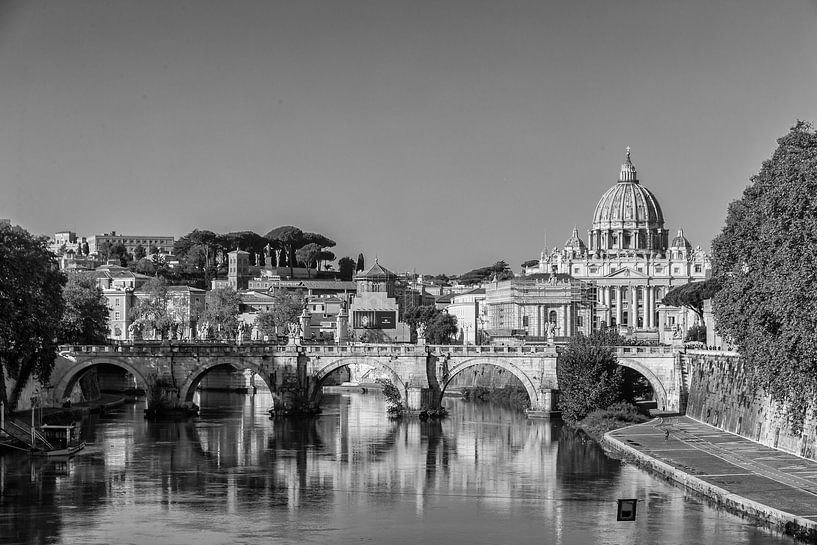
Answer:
[2,0,816,275]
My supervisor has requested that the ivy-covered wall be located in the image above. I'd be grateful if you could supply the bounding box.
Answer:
[684,350,817,460]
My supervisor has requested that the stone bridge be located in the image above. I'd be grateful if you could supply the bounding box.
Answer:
[47,342,683,417]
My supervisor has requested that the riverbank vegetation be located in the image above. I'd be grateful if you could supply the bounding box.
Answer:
[576,402,649,441]
[557,331,651,437]
[711,121,817,433]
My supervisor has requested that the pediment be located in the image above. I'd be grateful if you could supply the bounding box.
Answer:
[604,267,649,279]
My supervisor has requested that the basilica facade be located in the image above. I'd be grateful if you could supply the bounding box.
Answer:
[520,149,710,342]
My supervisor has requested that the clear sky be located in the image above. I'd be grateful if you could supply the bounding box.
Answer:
[2,0,816,274]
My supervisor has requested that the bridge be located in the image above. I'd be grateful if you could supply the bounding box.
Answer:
[46,342,683,417]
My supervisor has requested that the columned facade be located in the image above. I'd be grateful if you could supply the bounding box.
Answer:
[525,149,710,342]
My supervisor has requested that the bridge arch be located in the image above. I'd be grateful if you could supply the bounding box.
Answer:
[52,357,150,401]
[314,357,407,394]
[616,358,668,411]
[440,357,540,407]
[179,358,273,403]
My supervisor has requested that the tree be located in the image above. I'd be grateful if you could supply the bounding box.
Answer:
[109,242,131,267]
[295,243,322,277]
[338,257,356,281]
[174,229,219,284]
[662,279,721,323]
[0,224,66,410]
[81,241,89,256]
[711,121,817,431]
[59,272,109,344]
[129,277,176,339]
[202,287,242,339]
[404,305,458,344]
[133,244,147,260]
[254,290,304,338]
[266,226,305,278]
[318,250,335,271]
[459,261,514,285]
[97,240,112,261]
[356,253,365,272]
[556,333,623,423]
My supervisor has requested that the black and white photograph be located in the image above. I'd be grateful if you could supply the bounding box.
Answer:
[2,1,817,544]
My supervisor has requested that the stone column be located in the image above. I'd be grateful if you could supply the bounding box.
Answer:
[615,286,622,327]
[647,287,654,329]
[562,305,570,337]
[604,286,611,328]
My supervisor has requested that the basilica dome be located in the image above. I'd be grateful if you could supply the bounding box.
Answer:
[588,149,667,254]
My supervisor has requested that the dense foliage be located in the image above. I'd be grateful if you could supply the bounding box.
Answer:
[201,287,242,339]
[375,378,403,417]
[661,278,721,322]
[0,225,66,409]
[577,402,649,441]
[337,256,356,280]
[254,290,305,338]
[556,333,623,423]
[458,260,514,285]
[711,121,817,431]
[59,272,109,344]
[128,277,179,339]
[404,305,458,344]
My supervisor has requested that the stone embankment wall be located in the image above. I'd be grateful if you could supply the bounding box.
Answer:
[684,350,817,461]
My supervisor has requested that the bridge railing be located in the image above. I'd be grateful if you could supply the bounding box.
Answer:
[58,342,675,358]
[611,345,676,356]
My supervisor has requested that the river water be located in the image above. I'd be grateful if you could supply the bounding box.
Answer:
[0,391,795,545]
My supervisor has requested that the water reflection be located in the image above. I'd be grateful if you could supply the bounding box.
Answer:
[0,392,794,545]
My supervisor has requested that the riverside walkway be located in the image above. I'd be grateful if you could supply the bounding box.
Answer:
[605,416,817,537]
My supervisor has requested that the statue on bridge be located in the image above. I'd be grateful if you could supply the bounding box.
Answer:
[287,321,301,345]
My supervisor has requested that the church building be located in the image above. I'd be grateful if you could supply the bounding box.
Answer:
[522,148,710,342]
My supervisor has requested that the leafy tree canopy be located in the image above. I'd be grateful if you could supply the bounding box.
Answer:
[0,225,66,409]
[662,278,721,322]
[338,257,356,281]
[404,305,458,344]
[202,287,242,339]
[711,121,817,430]
[295,243,322,277]
[556,333,623,423]
[59,272,109,345]
[254,290,305,338]
[459,261,514,285]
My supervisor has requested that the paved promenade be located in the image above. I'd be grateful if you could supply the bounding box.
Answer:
[604,416,817,535]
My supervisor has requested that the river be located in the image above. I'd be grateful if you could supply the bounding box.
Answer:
[0,391,795,545]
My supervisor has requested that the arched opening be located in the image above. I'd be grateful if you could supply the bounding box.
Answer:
[617,360,667,413]
[181,361,273,415]
[443,363,532,411]
[313,358,407,409]
[59,361,149,405]
[439,358,539,411]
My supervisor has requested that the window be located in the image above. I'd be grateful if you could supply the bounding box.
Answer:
[589,267,597,274]
[573,267,580,274]
[694,264,702,273]
[577,315,583,327]
[114,311,120,320]
[522,316,529,327]
[673,267,680,274]
[115,299,120,306]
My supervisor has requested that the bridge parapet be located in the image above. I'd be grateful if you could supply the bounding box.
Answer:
[612,345,676,357]
[429,345,558,357]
